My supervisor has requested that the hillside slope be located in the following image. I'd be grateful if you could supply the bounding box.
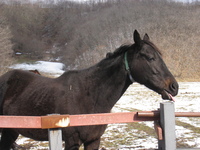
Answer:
[0,0,200,80]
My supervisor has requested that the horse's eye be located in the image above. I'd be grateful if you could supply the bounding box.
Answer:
[141,54,155,62]
[148,57,155,62]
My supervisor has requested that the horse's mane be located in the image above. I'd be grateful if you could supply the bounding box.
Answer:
[105,40,162,59]
[106,44,132,59]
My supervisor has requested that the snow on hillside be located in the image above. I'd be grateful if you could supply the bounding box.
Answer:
[10,61,65,76]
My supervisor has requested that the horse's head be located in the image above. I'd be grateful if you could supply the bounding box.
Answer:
[126,30,178,100]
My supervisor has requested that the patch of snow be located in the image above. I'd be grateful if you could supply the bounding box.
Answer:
[109,82,200,149]
[10,61,65,76]
[15,52,22,55]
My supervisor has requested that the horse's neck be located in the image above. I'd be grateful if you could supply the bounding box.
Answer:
[86,56,131,113]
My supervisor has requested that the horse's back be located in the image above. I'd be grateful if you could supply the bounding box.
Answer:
[0,69,35,114]
[0,70,51,115]
[0,69,81,141]
[0,69,38,84]
[0,69,37,97]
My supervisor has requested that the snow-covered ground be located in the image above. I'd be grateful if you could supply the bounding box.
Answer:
[104,82,200,149]
[7,61,200,149]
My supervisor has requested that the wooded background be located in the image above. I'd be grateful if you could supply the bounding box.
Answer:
[0,0,199,81]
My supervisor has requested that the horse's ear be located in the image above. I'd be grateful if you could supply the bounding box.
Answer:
[143,33,150,41]
[106,52,112,58]
[133,30,141,45]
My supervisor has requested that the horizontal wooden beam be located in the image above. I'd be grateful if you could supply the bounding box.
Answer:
[0,112,158,129]
[137,111,200,118]
[175,112,200,117]
[0,116,41,128]
[69,112,158,127]
[137,111,160,117]
[0,111,200,129]
[42,115,70,129]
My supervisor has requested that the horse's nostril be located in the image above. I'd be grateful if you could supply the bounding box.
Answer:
[170,82,177,91]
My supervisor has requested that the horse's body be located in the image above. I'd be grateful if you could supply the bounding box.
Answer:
[0,30,178,150]
[29,69,41,75]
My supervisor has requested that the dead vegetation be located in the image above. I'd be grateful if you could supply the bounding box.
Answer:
[0,10,16,75]
[0,0,199,80]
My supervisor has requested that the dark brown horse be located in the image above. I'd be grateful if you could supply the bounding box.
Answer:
[0,30,178,150]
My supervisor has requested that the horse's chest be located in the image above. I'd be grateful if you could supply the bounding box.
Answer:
[77,125,107,142]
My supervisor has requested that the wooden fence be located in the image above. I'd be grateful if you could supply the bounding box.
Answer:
[0,102,200,150]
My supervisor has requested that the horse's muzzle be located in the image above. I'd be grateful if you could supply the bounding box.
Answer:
[161,81,179,101]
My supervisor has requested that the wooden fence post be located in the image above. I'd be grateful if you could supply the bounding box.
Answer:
[158,102,176,150]
[48,114,63,150]
[48,128,63,150]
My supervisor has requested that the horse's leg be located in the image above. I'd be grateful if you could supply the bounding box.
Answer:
[0,128,19,150]
[64,144,80,150]
[64,132,82,150]
[83,138,101,150]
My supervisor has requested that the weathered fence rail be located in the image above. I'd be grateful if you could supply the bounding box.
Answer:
[0,112,158,129]
[0,102,200,150]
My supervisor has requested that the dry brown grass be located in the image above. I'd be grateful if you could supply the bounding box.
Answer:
[0,1,199,81]
[0,14,16,76]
